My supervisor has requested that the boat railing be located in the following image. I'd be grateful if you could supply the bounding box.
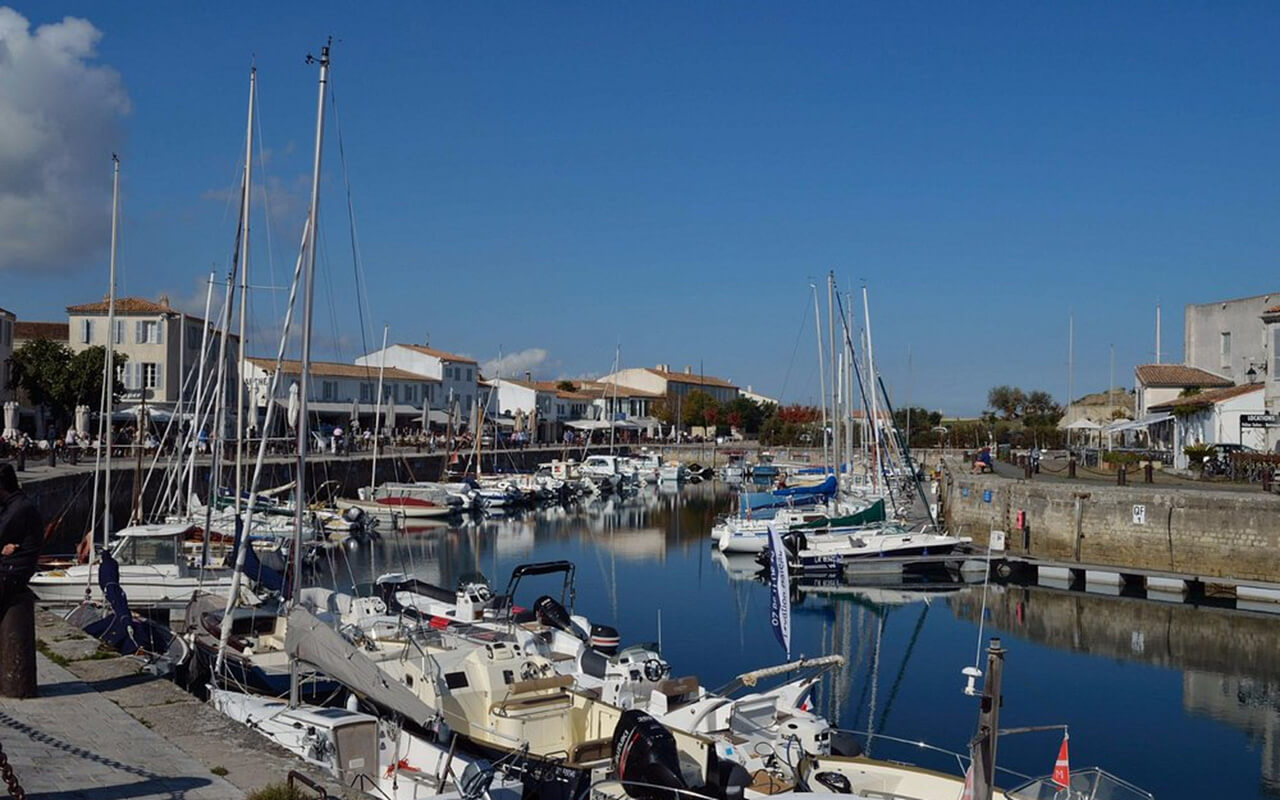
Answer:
[832,728,1035,784]
[1002,768,1154,800]
[588,779,719,800]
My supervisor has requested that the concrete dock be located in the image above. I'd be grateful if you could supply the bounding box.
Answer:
[0,611,341,800]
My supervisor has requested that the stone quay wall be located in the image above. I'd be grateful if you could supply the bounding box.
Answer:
[940,466,1280,583]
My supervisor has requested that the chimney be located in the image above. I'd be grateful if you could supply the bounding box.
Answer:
[656,363,669,372]
[525,371,532,382]
[684,365,693,375]
[158,293,171,309]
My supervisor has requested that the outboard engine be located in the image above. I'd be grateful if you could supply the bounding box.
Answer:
[343,505,365,525]
[458,760,495,800]
[534,595,586,640]
[590,623,620,655]
[611,709,689,800]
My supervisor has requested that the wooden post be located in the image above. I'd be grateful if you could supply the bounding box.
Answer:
[1067,457,1076,479]
[0,589,37,698]
[969,638,1006,800]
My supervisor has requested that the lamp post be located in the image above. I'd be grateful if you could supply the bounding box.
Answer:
[1247,366,1258,384]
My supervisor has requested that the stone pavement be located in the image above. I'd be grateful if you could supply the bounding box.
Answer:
[0,654,240,800]
[0,611,347,800]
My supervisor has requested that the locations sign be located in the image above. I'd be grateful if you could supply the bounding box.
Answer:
[1241,414,1279,428]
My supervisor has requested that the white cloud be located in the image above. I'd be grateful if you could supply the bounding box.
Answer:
[0,8,129,273]
[482,348,549,379]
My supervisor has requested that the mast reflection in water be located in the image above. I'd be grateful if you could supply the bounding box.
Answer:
[323,481,1279,799]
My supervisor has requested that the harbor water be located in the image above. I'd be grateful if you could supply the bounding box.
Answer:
[320,481,1275,800]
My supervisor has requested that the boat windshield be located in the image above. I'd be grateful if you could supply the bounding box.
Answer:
[1004,768,1154,800]
[113,535,178,567]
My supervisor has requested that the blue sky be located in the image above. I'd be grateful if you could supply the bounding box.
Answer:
[3,2,1279,415]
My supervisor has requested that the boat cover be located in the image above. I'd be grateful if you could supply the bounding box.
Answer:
[228,520,284,594]
[738,476,837,512]
[791,499,887,529]
[284,605,437,726]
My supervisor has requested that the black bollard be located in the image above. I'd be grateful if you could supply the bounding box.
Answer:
[1117,465,1127,486]
[14,450,24,473]
[0,589,37,698]
[69,446,78,466]
[1024,461,1032,479]
[48,448,56,468]
[1067,457,1076,479]
[1144,463,1153,484]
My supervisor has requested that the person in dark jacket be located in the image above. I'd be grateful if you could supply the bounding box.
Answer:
[0,464,42,602]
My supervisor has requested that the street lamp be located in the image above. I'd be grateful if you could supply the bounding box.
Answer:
[1247,366,1258,384]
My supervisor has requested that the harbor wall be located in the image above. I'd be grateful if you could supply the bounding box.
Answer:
[940,467,1280,583]
[20,445,612,553]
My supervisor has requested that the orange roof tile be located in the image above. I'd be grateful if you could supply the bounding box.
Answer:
[1133,364,1232,388]
[14,322,69,342]
[644,368,737,390]
[67,297,176,315]
[1148,382,1263,411]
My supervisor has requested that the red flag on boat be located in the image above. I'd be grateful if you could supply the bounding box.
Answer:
[1051,731,1070,788]
[959,765,974,800]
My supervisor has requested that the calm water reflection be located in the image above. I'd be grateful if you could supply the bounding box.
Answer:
[324,481,1278,799]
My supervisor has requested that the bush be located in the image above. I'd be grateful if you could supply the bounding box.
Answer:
[1183,444,1212,471]
[246,784,306,800]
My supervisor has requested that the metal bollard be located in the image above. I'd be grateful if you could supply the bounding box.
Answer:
[48,448,55,468]
[0,589,37,698]
[1144,463,1153,483]
[1067,457,1076,479]
[1024,462,1032,479]
[69,446,78,466]
[1117,465,1127,486]
[14,450,24,473]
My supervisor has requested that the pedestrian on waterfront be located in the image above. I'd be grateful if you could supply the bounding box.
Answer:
[1030,446,1042,474]
[0,464,42,607]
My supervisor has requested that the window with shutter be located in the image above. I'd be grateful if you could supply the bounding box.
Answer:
[80,320,93,344]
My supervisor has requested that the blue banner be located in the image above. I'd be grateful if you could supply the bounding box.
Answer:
[767,525,791,660]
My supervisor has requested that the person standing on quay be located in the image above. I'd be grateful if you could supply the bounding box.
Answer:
[0,463,42,697]
[0,464,41,601]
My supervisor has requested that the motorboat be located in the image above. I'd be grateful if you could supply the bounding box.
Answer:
[761,524,970,575]
[30,523,252,606]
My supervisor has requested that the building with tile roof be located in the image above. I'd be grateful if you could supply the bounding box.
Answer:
[242,357,440,433]
[355,343,479,419]
[599,363,740,406]
[66,294,236,411]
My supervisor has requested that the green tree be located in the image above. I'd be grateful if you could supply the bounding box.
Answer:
[8,341,125,431]
[555,380,578,392]
[987,385,1027,419]
[722,397,766,434]
[680,389,718,430]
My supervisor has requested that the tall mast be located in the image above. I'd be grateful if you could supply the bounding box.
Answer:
[371,323,389,496]
[185,275,215,517]
[1155,303,1161,364]
[827,273,838,482]
[94,155,121,550]
[1067,312,1074,422]
[291,41,330,708]
[811,283,829,472]
[234,66,256,534]
[862,286,880,493]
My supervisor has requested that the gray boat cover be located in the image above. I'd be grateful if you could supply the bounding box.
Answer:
[284,606,438,725]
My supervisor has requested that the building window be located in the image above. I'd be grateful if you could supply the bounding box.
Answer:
[322,381,338,401]
[142,363,160,389]
[1220,332,1231,368]
[136,320,162,344]
[79,319,93,344]
[360,383,373,403]
[466,367,473,382]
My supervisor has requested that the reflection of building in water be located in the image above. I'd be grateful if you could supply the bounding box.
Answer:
[949,583,1280,797]
[1183,671,1280,797]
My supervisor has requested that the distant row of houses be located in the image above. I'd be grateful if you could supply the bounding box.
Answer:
[1,295,763,442]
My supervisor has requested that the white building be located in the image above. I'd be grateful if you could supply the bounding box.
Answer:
[1133,364,1232,418]
[1184,292,1277,383]
[740,385,778,407]
[355,344,477,416]
[242,357,439,433]
[599,364,740,405]
[1149,384,1266,468]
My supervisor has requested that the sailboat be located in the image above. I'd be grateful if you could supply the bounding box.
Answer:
[30,157,244,609]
